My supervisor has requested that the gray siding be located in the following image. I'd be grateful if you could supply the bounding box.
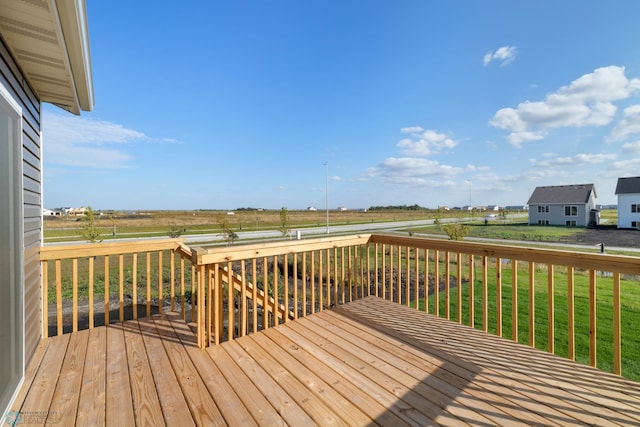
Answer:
[529,204,589,226]
[0,36,42,364]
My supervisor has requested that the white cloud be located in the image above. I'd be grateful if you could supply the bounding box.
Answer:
[530,153,616,168]
[483,46,517,66]
[607,105,640,142]
[364,157,462,186]
[490,66,640,146]
[396,128,458,156]
[400,126,424,133]
[621,140,640,153]
[43,112,181,169]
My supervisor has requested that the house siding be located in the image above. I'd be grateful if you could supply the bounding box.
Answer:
[1,36,43,364]
[617,194,640,229]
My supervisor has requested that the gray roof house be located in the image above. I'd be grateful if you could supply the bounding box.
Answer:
[0,1,93,419]
[527,184,597,227]
[615,176,640,229]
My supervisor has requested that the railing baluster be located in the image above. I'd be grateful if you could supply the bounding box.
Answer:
[445,251,450,320]
[468,254,474,327]
[414,248,419,309]
[424,249,429,313]
[56,259,62,335]
[210,264,218,344]
[333,248,338,307]
[293,253,298,318]
[567,266,575,360]
[548,264,554,353]
[158,251,163,312]
[252,258,258,332]
[191,264,196,323]
[434,251,439,317]
[511,259,518,342]
[170,251,175,312]
[180,255,184,319]
[381,244,385,300]
[72,258,78,332]
[589,269,597,367]
[482,256,488,332]
[104,256,109,326]
[132,254,137,320]
[284,254,289,323]
[89,257,94,329]
[241,259,247,335]
[457,253,462,323]
[310,251,316,314]
[145,252,151,318]
[119,254,124,323]
[613,272,621,375]
[496,257,502,336]
[227,260,234,341]
[318,250,324,312]
[529,262,535,347]
[326,248,332,308]
[42,260,48,338]
[301,253,307,318]
[396,245,402,304]
[405,246,410,307]
[262,256,269,327]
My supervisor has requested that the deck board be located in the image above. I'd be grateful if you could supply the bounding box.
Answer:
[9,296,640,426]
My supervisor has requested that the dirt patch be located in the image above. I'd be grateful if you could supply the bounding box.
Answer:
[559,225,640,248]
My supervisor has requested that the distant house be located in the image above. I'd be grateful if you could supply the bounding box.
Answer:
[307,206,317,211]
[487,205,500,211]
[527,184,598,227]
[615,176,640,229]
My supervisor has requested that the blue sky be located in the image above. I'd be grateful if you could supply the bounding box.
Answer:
[43,1,640,210]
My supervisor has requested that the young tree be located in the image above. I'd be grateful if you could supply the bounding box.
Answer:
[81,206,103,243]
[442,223,470,240]
[216,213,238,245]
[279,207,291,237]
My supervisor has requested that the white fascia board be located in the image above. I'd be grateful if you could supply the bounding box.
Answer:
[53,0,94,113]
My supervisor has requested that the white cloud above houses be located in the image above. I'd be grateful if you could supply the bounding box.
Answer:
[396,128,459,156]
[490,66,640,147]
[607,105,640,142]
[483,46,517,66]
[530,153,616,168]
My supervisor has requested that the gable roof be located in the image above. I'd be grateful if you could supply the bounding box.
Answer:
[527,184,596,205]
[615,176,640,195]
[0,0,93,114]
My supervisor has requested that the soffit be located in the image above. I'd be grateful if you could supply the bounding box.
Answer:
[0,0,93,114]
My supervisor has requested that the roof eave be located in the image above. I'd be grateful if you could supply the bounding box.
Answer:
[54,0,94,113]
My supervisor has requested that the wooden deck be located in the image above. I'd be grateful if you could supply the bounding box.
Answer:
[10,297,640,426]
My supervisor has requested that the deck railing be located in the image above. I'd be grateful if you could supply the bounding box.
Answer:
[40,233,640,378]
[40,239,196,336]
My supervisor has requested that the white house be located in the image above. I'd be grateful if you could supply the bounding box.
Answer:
[615,176,640,229]
[0,1,93,419]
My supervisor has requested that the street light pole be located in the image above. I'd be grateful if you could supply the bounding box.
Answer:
[325,161,329,233]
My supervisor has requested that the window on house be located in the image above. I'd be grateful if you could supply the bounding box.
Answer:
[565,220,576,226]
[0,84,24,417]
[632,204,639,213]
[537,205,549,213]
[537,220,549,225]
[564,205,578,216]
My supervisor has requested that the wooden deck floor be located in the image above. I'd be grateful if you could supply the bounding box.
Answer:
[10,296,640,426]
